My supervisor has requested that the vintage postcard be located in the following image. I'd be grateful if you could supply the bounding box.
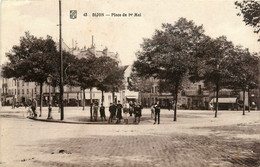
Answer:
[1,0,260,167]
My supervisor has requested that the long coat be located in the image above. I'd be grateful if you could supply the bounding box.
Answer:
[116,104,123,119]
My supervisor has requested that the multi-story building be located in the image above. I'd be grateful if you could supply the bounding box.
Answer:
[1,78,18,106]
[140,79,210,109]
[17,80,37,103]
[138,77,260,110]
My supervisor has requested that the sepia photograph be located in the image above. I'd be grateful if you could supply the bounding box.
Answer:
[0,0,260,166]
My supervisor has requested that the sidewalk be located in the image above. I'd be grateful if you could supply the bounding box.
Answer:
[1,106,260,167]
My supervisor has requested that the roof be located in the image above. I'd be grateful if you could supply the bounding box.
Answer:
[210,97,237,104]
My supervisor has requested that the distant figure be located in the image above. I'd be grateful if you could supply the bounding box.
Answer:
[154,101,160,124]
[108,103,116,123]
[123,103,129,124]
[93,102,99,121]
[209,103,214,112]
[134,102,142,124]
[100,104,107,121]
[26,105,34,119]
[168,101,172,111]
[31,99,37,118]
[116,100,123,123]
[129,101,134,116]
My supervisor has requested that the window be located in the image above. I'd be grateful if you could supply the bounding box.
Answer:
[22,81,24,86]
[17,81,20,87]
[27,89,29,94]
[22,89,24,94]
[27,82,29,86]
[15,89,16,95]
[18,90,20,95]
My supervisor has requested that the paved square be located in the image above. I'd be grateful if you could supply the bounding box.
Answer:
[0,107,260,167]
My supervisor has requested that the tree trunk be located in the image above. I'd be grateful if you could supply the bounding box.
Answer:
[248,87,250,112]
[53,86,56,106]
[47,84,52,119]
[12,95,15,109]
[82,89,85,111]
[90,87,93,120]
[215,83,219,118]
[173,91,178,121]
[77,92,79,107]
[243,89,245,115]
[39,82,43,117]
[101,90,104,106]
[173,84,178,122]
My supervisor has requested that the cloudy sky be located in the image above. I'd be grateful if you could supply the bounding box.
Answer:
[1,0,259,65]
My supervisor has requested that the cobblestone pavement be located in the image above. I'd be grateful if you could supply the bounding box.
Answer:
[1,107,260,167]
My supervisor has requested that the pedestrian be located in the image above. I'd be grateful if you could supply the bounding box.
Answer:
[100,104,107,121]
[109,102,117,123]
[134,102,142,124]
[26,104,34,119]
[209,102,214,112]
[31,98,37,118]
[168,101,172,111]
[129,101,134,116]
[93,102,99,121]
[116,100,123,123]
[154,101,160,124]
[108,103,114,123]
[123,103,129,124]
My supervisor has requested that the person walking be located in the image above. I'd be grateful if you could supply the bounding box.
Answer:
[154,101,160,124]
[100,104,107,121]
[116,100,123,124]
[123,103,129,124]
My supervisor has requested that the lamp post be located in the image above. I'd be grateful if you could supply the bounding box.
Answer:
[47,75,52,119]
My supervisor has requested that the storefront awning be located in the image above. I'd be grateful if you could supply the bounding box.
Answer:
[126,96,138,99]
[210,97,237,104]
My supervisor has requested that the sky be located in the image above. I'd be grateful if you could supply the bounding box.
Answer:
[1,0,259,66]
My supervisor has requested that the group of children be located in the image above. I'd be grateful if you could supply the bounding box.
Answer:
[107,101,143,124]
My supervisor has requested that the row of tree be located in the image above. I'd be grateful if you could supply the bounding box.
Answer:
[131,17,259,121]
[2,32,125,120]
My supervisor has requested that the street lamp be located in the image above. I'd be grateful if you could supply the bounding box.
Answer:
[47,75,52,119]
